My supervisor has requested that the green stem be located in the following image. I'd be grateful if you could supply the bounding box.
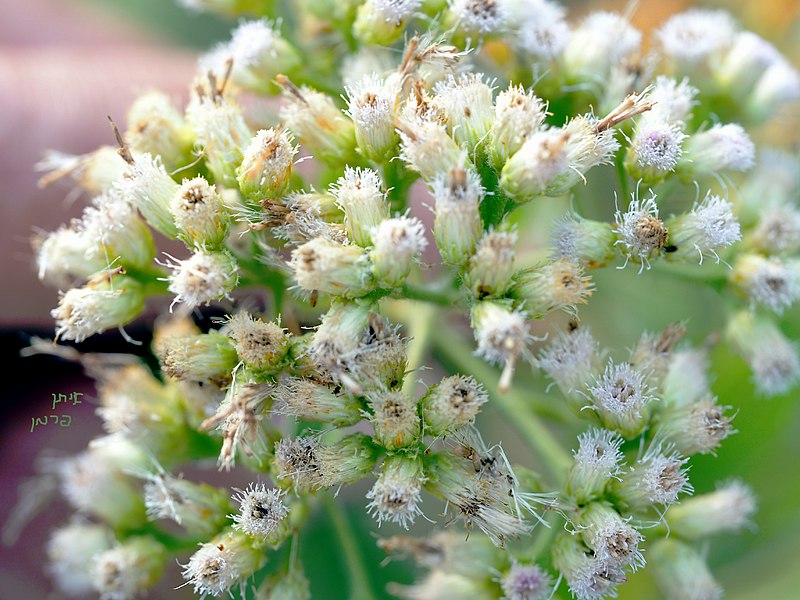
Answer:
[400,302,436,397]
[615,148,630,201]
[324,498,376,600]
[398,282,459,307]
[432,335,572,484]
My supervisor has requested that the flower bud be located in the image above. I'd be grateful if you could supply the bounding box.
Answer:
[665,193,741,265]
[143,472,233,538]
[290,237,374,298]
[37,145,128,195]
[586,361,656,439]
[655,396,734,456]
[116,153,180,238]
[47,522,113,597]
[170,176,230,248]
[662,348,711,408]
[666,480,756,540]
[499,561,553,600]
[273,377,362,426]
[257,564,311,600]
[425,451,531,547]
[391,571,494,600]
[489,84,547,168]
[221,20,301,93]
[330,167,389,247]
[550,213,616,268]
[446,0,509,39]
[746,58,800,121]
[471,301,531,393]
[537,325,602,404]
[274,434,379,492]
[367,454,426,528]
[186,92,252,188]
[96,364,187,459]
[125,90,192,169]
[370,216,428,288]
[731,254,800,314]
[612,445,692,512]
[625,120,686,183]
[432,74,495,151]
[511,0,569,62]
[35,226,107,288]
[165,249,239,309]
[182,531,265,597]
[510,258,594,317]
[58,436,148,529]
[714,31,780,100]
[614,190,669,271]
[578,502,644,571]
[231,483,290,546]
[345,73,401,162]
[397,120,470,182]
[463,230,516,298]
[369,389,421,450]
[552,532,627,600]
[499,128,571,202]
[431,165,484,266]
[92,536,167,600]
[157,331,239,385]
[421,374,488,436]
[308,300,372,379]
[52,274,145,343]
[725,310,800,396]
[565,428,624,504]
[237,127,297,201]
[353,0,422,46]
[654,9,736,73]
[748,204,800,256]
[278,77,357,165]
[645,76,698,125]
[678,123,755,178]
[561,12,641,84]
[82,191,156,271]
[225,312,290,374]
[649,539,722,600]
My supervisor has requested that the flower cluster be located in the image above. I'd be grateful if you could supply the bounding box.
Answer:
[23,1,799,599]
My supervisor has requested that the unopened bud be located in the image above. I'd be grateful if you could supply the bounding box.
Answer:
[369,389,421,450]
[565,428,624,504]
[490,84,547,168]
[278,78,357,165]
[170,176,230,247]
[370,216,428,288]
[432,74,495,151]
[116,153,180,238]
[52,274,145,343]
[666,480,756,540]
[273,377,362,426]
[421,374,488,436]
[678,123,755,178]
[367,454,426,528]
[649,539,723,600]
[226,312,290,374]
[550,213,616,268]
[464,230,517,298]
[330,167,389,247]
[237,127,297,201]
[353,0,422,46]
[125,90,192,169]
[345,73,401,161]
[165,249,239,309]
[157,331,239,385]
[92,536,167,600]
[510,258,594,317]
[290,237,374,298]
[431,166,484,266]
